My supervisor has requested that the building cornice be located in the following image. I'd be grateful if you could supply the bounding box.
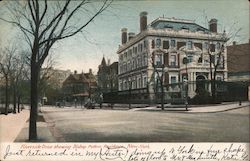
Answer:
[117,28,227,54]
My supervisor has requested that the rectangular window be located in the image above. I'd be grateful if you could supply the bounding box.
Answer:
[124,81,127,90]
[156,38,161,48]
[143,76,147,88]
[163,40,169,49]
[203,42,209,50]
[120,82,123,90]
[143,53,147,66]
[216,42,220,50]
[138,77,141,88]
[144,40,147,49]
[187,55,193,63]
[170,40,176,47]
[155,54,162,66]
[170,55,177,66]
[129,49,132,57]
[137,56,141,67]
[210,44,215,52]
[187,41,193,49]
[216,76,222,81]
[124,52,127,60]
[170,76,177,84]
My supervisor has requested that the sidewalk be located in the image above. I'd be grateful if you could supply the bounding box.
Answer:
[133,101,250,113]
[15,112,56,142]
[0,109,30,142]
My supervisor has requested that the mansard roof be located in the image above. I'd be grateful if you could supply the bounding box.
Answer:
[150,17,209,32]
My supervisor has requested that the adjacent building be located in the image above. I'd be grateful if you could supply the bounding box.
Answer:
[227,41,250,82]
[117,12,228,103]
[97,57,118,93]
[227,41,250,100]
[97,57,118,102]
[62,69,97,104]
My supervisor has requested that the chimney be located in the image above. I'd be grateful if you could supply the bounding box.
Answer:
[121,28,127,44]
[140,11,148,32]
[233,41,236,45]
[89,68,92,74]
[128,32,135,40]
[209,18,217,33]
[74,70,77,74]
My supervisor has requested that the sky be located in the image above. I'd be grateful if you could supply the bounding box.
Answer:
[0,0,249,74]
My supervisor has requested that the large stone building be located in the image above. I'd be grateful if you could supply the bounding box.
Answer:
[117,12,228,103]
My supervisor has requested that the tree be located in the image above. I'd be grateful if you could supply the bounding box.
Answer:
[0,0,112,140]
[151,49,166,110]
[201,13,241,103]
[0,46,16,115]
[10,53,26,113]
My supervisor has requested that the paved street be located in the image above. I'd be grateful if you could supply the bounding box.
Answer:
[41,104,250,142]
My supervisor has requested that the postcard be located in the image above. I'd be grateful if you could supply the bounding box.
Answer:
[0,0,249,160]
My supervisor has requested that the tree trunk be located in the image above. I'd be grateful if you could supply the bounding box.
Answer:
[211,80,216,103]
[161,82,164,110]
[211,69,217,103]
[17,95,20,113]
[29,62,39,141]
[13,83,17,114]
[5,76,9,115]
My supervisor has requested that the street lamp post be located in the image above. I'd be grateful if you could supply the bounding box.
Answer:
[129,81,132,109]
[183,57,189,111]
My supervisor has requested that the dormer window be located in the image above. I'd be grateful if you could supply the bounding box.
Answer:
[181,26,189,30]
[164,25,173,29]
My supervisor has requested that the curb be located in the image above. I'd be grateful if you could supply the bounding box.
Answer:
[135,104,249,113]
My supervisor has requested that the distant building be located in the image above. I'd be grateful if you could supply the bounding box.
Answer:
[97,57,118,94]
[62,69,97,103]
[117,12,228,103]
[40,68,72,88]
[227,41,250,100]
[97,57,118,93]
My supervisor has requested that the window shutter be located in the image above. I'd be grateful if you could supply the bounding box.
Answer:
[210,44,215,52]
[164,72,169,85]
[163,41,169,49]
[177,53,180,67]
[152,40,155,49]
[164,53,169,67]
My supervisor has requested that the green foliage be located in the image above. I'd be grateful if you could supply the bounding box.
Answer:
[190,87,212,104]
